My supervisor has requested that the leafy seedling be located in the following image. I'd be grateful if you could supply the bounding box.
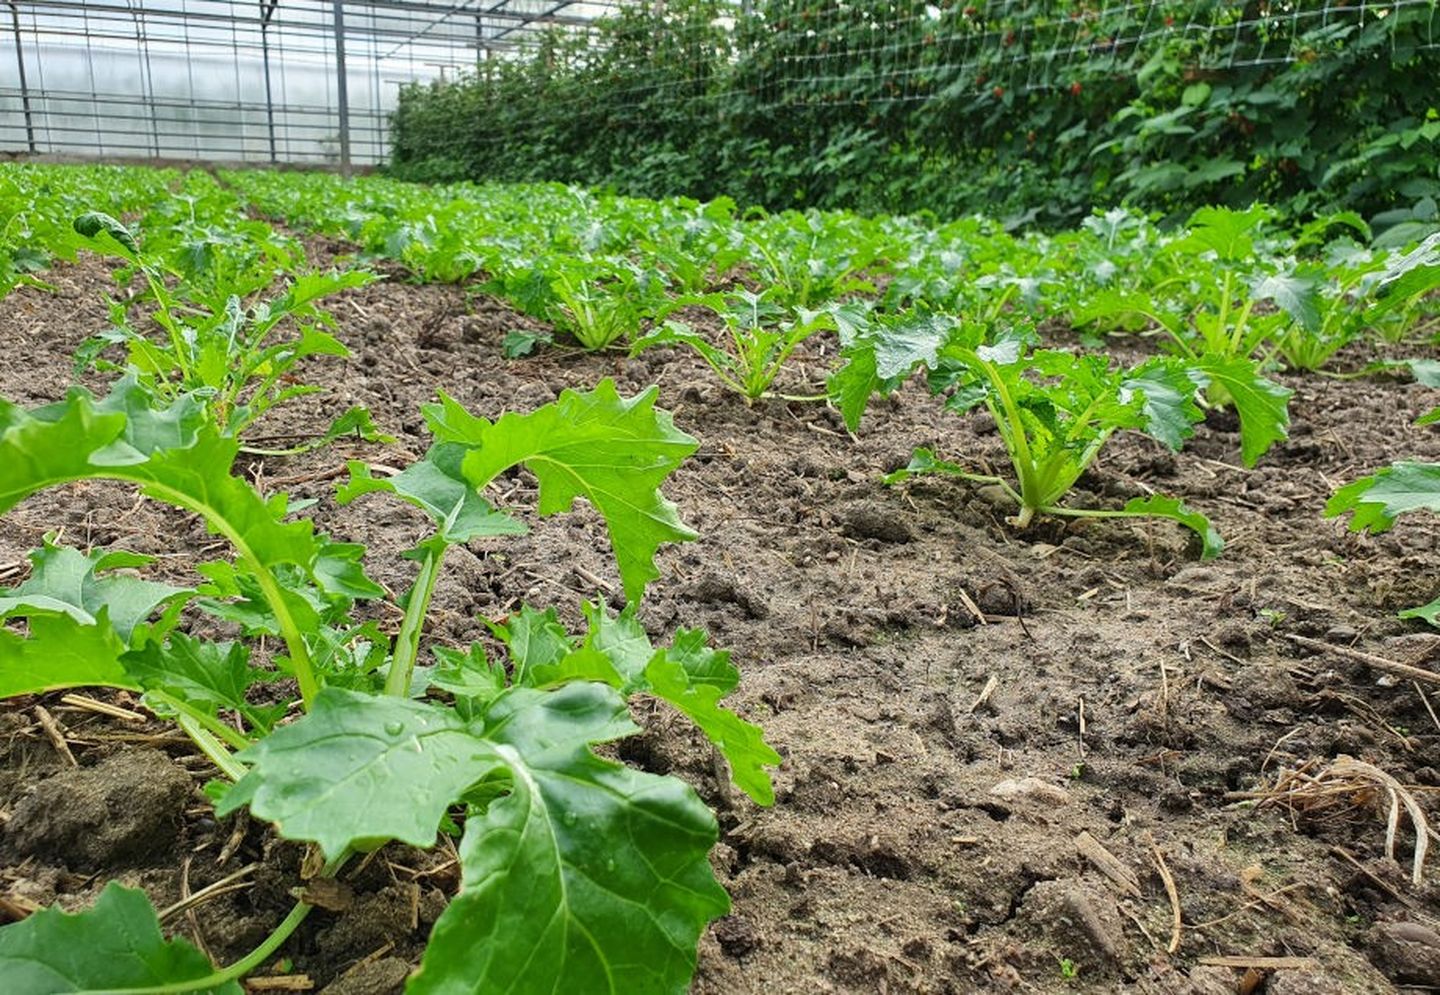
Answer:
[72,211,385,448]
[0,377,778,993]
[632,288,843,402]
[832,312,1223,555]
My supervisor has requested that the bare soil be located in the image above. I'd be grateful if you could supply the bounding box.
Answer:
[2,251,1440,994]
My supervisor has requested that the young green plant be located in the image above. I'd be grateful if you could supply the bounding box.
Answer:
[0,377,778,993]
[632,287,843,402]
[831,311,1224,555]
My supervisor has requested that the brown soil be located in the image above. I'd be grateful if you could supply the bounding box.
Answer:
[2,251,1440,995]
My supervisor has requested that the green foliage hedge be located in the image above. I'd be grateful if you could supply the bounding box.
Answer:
[389,0,1440,227]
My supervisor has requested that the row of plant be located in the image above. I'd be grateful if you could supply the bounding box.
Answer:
[217,168,1440,600]
[0,159,1437,990]
[5,165,1437,572]
[388,0,1440,228]
[0,191,781,990]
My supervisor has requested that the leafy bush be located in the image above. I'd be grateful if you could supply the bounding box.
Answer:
[389,0,1440,228]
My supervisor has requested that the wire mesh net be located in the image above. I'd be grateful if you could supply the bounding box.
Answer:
[1,1,1437,166]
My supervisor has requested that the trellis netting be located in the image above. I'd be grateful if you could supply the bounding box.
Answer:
[390,0,1440,224]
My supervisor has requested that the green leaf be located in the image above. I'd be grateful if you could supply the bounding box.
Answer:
[0,613,134,698]
[499,605,778,804]
[73,211,140,255]
[0,383,319,576]
[1191,355,1292,466]
[1120,495,1224,560]
[216,688,506,857]
[0,882,239,994]
[316,405,393,447]
[1326,461,1440,533]
[644,645,780,805]
[829,313,950,431]
[338,444,524,547]
[1176,205,1271,264]
[1120,358,1205,451]
[124,634,285,734]
[881,447,982,487]
[490,604,575,682]
[0,540,190,643]
[431,643,507,706]
[218,682,729,992]
[458,380,698,603]
[1407,359,1440,388]
[1399,594,1440,627]
[411,684,729,995]
[1251,273,1320,333]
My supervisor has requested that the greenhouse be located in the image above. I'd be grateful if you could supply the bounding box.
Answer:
[1,2,1439,993]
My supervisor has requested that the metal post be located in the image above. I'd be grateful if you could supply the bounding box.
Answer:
[260,0,278,163]
[7,1,36,153]
[332,0,351,174]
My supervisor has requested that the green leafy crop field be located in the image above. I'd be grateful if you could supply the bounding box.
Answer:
[0,162,1437,993]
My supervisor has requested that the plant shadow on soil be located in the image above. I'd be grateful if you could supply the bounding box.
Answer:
[1,250,1439,994]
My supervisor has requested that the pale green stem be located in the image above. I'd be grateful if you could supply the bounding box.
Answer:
[385,546,444,697]
[152,689,251,752]
[174,714,247,782]
[97,853,349,994]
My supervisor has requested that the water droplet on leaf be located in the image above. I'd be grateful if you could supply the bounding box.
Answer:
[383,720,404,736]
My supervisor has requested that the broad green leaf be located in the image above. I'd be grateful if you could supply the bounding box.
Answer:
[73,210,140,255]
[500,605,778,803]
[0,882,238,994]
[1120,359,1205,450]
[124,634,285,734]
[431,643,507,705]
[411,684,729,995]
[829,313,950,431]
[1191,355,1292,466]
[218,681,728,992]
[490,604,575,681]
[1176,205,1270,263]
[458,380,698,603]
[1408,359,1440,388]
[0,613,135,698]
[0,540,190,642]
[1251,273,1320,333]
[1373,231,1440,309]
[0,383,320,576]
[1326,461,1440,533]
[1119,495,1224,560]
[216,688,506,857]
[576,601,654,690]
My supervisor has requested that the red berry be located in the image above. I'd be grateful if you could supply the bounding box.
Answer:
[1070,82,1083,95]
[993,85,1005,98]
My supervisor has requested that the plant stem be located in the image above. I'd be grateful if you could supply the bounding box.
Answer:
[151,688,251,751]
[93,854,351,994]
[386,545,444,697]
[175,713,248,782]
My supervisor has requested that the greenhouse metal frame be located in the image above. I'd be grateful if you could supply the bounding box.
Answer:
[1,0,616,168]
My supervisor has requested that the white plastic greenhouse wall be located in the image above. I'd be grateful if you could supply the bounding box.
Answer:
[0,1,614,167]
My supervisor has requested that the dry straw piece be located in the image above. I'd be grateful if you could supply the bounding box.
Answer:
[1233,755,1432,886]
